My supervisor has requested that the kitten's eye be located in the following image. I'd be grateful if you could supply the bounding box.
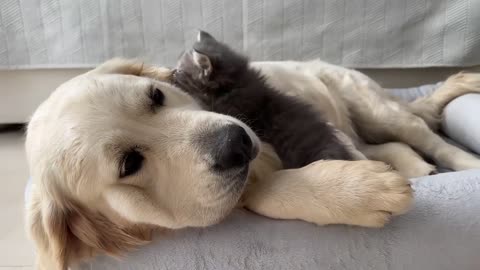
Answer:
[120,150,144,178]
[150,88,165,107]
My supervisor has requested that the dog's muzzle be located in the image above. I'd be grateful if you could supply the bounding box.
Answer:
[210,125,258,171]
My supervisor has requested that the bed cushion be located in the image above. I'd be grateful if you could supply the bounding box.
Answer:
[442,94,480,155]
[76,170,480,270]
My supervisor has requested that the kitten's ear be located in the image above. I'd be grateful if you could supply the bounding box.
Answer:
[192,50,212,78]
[197,30,216,42]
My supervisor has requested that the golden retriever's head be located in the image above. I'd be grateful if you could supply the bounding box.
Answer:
[25,59,260,269]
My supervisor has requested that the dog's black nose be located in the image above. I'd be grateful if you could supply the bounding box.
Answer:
[212,125,254,171]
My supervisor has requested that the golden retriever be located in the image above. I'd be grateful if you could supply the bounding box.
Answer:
[25,58,480,269]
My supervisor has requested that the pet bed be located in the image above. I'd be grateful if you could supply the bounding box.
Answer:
[25,84,480,270]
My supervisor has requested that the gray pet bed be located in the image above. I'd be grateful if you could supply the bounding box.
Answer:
[27,85,480,270]
[76,170,480,270]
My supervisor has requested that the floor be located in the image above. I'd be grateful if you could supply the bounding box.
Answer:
[0,128,35,269]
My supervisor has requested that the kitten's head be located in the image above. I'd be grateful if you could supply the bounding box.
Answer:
[174,31,249,99]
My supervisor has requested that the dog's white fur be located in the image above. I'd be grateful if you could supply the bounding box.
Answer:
[25,58,480,269]
[254,60,480,175]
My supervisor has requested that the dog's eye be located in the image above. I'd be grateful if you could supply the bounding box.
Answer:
[120,150,144,178]
[150,88,165,107]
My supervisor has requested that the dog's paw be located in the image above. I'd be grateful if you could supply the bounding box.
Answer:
[309,160,414,228]
[447,72,480,93]
[244,160,413,228]
[401,161,437,178]
[449,153,480,171]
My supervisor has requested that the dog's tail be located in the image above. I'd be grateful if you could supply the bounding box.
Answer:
[407,72,480,130]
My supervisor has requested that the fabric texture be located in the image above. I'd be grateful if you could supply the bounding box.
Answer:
[2,0,480,69]
[443,94,480,155]
[76,170,480,270]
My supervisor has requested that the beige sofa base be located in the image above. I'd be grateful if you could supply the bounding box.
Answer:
[1,66,479,124]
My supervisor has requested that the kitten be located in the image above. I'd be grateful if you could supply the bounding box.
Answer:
[173,31,353,169]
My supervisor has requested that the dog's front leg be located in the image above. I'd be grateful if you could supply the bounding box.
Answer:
[243,160,413,228]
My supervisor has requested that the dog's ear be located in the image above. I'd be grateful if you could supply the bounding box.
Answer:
[66,202,152,257]
[88,58,172,81]
[103,184,181,229]
[27,186,152,270]
[27,192,73,270]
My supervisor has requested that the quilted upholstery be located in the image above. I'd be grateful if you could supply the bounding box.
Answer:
[1,0,480,69]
